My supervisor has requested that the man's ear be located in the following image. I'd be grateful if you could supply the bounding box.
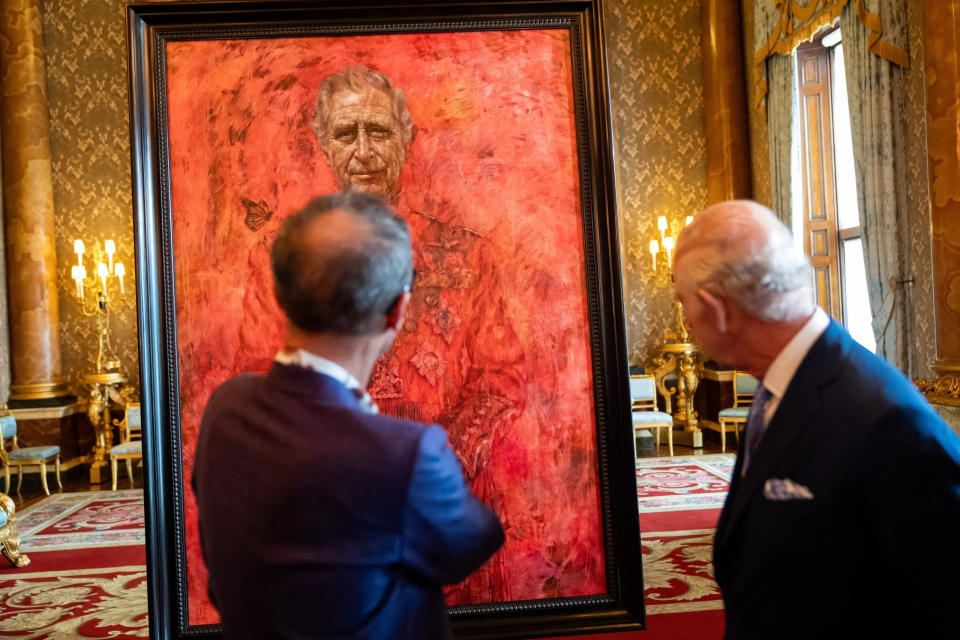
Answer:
[697,288,728,334]
[385,291,412,331]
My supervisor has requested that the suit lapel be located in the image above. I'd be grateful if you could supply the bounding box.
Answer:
[717,321,847,548]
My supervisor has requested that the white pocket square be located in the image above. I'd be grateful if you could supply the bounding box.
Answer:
[764,478,814,501]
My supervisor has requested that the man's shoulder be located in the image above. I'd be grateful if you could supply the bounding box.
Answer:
[361,410,440,443]
[806,324,944,430]
[205,372,267,409]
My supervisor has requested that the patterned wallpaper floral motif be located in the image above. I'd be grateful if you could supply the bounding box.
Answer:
[40,0,139,393]
[604,0,709,368]
[902,0,936,380]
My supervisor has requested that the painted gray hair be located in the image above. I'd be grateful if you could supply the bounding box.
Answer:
[271,191,413,335]
[310,65,415,152]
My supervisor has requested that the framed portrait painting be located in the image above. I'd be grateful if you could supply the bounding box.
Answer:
[128,1,643,637]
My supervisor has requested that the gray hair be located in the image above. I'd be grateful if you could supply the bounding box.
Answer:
[310,65,415,152]
[270,191,413,334]
[676,201,815,323]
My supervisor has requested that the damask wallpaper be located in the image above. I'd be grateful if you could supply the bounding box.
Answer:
[741,0,935,379]
[40,0,139,393]
[604,0,709,368]
[902,0,936,380]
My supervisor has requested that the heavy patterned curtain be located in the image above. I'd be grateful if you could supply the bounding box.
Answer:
[753,0,911,370]
[763,52,797,227]
[839,1,911,370]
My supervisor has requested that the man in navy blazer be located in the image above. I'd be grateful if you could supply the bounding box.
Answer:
[193,191,504,639]
[673,200,960,639]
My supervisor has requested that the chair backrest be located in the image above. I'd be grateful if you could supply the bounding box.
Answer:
[117,403,142,443]
[0,414,15,440]
[629,375,658,411]
[732,372,759,407]
[0,413,15,455]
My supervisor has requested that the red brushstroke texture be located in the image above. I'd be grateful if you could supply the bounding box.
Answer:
[166,30,604,625]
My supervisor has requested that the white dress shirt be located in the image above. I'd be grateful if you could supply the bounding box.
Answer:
[757,307,830,435]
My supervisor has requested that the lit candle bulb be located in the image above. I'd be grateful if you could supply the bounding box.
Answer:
[114,263,125,294]
[663,236,675,268]
[685,215,694,227]
[74,239,85,266]
[97,262,108,293]
[71,265,83,298]
[657,216,668,241]
[649,240,659,271]
[104,240,116,272]
[76,265,86,299]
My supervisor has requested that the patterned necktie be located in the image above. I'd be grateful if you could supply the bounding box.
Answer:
[741,384,771,475]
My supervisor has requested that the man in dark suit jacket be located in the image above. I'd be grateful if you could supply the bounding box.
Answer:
[193,191,504,639]
[673,200,960,639]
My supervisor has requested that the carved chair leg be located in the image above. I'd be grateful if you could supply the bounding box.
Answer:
[3,465,8,494]
[40,461,50,496]
[16,465,23,493]
[111,458,118,491]
[667,425,674,457]
[720,420,726,453]
[126,459,134,486]
[55,455,62,490]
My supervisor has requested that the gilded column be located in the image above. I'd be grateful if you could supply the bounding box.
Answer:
[918,0,960,405]
[0,0,67,402]
[701,0,751,203]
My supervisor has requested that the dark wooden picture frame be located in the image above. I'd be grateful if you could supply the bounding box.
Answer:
[127,1,642,637]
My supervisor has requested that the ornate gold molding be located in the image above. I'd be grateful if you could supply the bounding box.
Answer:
[916,374,960,407]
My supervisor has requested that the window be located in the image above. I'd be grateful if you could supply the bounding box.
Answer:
[796,28,876,352]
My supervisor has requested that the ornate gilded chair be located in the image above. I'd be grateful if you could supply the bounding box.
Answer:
[110,402,142,490]
[0,491,30,567]
[0,410,62,495]
[716,371,759,452]
[630,374,675,456]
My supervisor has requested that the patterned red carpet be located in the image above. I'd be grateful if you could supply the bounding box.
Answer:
[0,458,732,639]
[0,490,147,639]
[636,453,733,639]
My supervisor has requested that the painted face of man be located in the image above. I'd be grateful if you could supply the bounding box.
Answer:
[322,85,406,201]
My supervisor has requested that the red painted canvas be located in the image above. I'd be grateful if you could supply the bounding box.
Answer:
[165,29,604,624]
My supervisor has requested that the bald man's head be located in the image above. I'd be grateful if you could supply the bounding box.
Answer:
[271,191,413,335]
[674,200,814,323]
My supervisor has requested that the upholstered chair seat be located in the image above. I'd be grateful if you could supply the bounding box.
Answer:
[630,374,675,456]
[9,445,61,460]
[1,413,62,496]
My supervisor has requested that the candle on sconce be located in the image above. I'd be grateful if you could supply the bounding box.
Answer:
[657,216,668,241]
[104,240,116,272]
[74,239,85,266]
[649,240,659,271]
[71,265,84,298]
[685,215,694,227]
[663,236,675,268]
[97,262,108,293]
[115,263,126,294]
